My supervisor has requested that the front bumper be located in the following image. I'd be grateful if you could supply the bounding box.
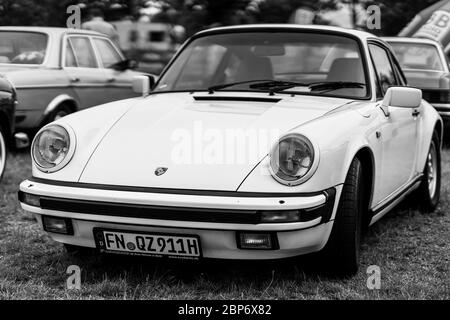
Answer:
[18,178,341,260]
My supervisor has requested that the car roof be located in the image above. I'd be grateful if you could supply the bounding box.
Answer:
[381,37,441,46]
[194,24,377,41]
[0,26,105,37]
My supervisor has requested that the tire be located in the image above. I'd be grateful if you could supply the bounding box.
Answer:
[46,103,72,124]
[415,131,441,212]
[0,125,7,182]
[318,157,364,276]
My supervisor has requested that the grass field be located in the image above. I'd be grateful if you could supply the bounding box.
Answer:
[0,148,448,300]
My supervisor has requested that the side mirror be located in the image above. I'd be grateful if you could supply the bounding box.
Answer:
[127,59,139,70]
[382,87,422,115]
[132,75,155,96]
[112,59,139,71]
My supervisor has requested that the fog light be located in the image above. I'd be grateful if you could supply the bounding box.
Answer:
[19,192,41,207]
[261,210,301,223]
[42,216,73,235]
[237,232,278,250]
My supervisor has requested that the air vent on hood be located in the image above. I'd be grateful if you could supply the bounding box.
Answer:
[193,96,281,103]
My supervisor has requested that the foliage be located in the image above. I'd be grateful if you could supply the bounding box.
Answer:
[362,0,441,36]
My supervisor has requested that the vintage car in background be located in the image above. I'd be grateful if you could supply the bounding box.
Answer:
[19,25,443,275]
[0,75,16,181]
[0,27,147,134]
[384,37,450,125]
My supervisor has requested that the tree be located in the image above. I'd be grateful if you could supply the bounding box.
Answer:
[362,0,441,36]
[0,0,76,26]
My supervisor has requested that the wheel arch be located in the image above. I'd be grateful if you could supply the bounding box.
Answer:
[434,118,443,148]
[354,146,375,229]
[41,94,78,124]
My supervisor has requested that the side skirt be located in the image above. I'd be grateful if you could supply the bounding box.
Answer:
[369,175,423,226]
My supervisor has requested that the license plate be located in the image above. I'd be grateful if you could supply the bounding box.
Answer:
[94,229,202,259]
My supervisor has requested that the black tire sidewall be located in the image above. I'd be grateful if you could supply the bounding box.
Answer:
[420,132,441,211]
[0,124,7,181]
[319,157,364,275]
[47,104,72,124]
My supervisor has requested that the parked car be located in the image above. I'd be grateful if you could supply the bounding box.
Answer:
[0,75,16,181]
[0,27,147,134]
[19,25,443,275]
[384,37,450,125]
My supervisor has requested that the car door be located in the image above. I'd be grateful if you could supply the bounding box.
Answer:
[63,35,108,109]
[91,36,138,102]
[369,42,420,202]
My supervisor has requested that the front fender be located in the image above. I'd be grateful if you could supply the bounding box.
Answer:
[238,107,380,196]
[416,100,443,173]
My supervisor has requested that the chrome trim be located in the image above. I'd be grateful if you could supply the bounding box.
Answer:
[269,133,320,187]
[31,123,77,173]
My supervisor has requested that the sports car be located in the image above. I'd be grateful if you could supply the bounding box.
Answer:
[384,37,450,125]
[19,25,443,275]
[0,27,147,134]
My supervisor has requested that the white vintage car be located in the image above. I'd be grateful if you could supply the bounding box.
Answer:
[19,25,442,275]
[0,27,145,133]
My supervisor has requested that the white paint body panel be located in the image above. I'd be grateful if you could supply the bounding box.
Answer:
[20,25,443,260]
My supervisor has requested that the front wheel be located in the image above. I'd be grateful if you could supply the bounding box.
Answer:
[318,157,364,276]
[416,131,441,212]
[0,125,7,181]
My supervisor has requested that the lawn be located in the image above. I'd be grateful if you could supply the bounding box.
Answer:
[0,148,448,300]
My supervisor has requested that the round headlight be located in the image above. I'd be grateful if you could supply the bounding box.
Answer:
[32,124,75,173]
[269,133,318,186]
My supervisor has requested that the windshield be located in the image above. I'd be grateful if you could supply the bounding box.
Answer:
[155,32,369,99]
[389,42,444,71]
[0,32,48,65]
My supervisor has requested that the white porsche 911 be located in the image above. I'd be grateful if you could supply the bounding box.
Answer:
[19,25,442,275]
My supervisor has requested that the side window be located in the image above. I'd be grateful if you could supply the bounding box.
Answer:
[369,44,397,97]
[65,41,77,67]
[93,38,122,68]
[392,59,407,86]
[69,37,98,68]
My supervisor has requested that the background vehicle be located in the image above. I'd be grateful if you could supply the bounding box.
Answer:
[0,27,150,134]
[0,75,16,181]
[19,25,443,275]
[384,37,450,126]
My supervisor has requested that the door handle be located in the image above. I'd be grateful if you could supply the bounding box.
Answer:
[412,109,420,117]
[106,77,116,83]
[70,77,80,83]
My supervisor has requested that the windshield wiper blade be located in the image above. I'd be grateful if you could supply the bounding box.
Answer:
[250,80,310,95]
[249,80,309,89]
[208,80,309,93]
[208,79,274,93]
[308,81,366,91]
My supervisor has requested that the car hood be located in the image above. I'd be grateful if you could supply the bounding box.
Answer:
[78,92,352,191]
[403,69,450,89]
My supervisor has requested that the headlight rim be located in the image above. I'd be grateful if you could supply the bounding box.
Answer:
[32,123,76,173]
[269,133,319,186]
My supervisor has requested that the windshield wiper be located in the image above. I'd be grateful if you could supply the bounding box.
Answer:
[208,80,365,95]
[308,81,366,91]
[208,79,274,93]
[207,80,308,94]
